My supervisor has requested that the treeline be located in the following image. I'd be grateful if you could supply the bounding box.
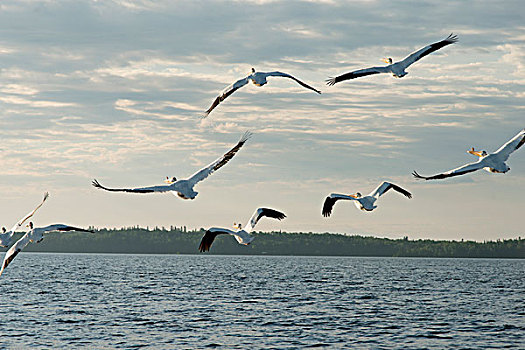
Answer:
[11,226,524,258]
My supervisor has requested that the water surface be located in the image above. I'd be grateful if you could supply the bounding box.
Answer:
[0,254,523,349]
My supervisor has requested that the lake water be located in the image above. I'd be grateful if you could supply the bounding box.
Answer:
[0,254,523,349]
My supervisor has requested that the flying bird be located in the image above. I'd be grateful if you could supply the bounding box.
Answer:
[92,132,251,200]
[199,207,286,252]
[413,128,525,180]
[0,222,93,277]
[204,68,321,117]
[0,192,49,248]
[322,182,412,217]
[326,33,458,85]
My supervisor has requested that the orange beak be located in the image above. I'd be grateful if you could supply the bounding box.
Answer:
[467,148,483,157]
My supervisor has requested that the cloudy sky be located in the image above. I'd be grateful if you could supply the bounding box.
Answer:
[0,0,523,241]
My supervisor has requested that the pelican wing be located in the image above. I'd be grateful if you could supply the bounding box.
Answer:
[322,193,358,217]
[199,228,231,252]
[266,71,321,94]
[412,160,483,180]
[245,207,286,232]
[370,182,412,199]
[187,131,251,186]
[40,224,94,234]
[8,192,49,234]
[0,232,31,277]
[399,33,458,70]
[92,179,171,194]
[326,66,390,85]
[494,128,525,162]
[203,77,250,117]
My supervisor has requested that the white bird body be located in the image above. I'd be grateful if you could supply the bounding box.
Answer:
[353,194,378,211]
[92,132,251,199]
[413,129,525,180]
[0,192,49,248]
[480,153,510,173]
[199,208,286,252]
[322,182,412,217]
[207,227,254,246]
[327,34,458,85]
[0,223,93,277]
[204,68,321,117]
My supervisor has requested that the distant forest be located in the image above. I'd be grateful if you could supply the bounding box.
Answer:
[9,226,523,258]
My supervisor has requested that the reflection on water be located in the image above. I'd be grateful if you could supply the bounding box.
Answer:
[0,254,523,349]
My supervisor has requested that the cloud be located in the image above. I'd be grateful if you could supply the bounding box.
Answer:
[0,0,523,240]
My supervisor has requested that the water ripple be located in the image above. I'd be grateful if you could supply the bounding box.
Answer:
[0,254,523,349]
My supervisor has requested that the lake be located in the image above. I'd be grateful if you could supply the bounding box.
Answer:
[0,254,523,349]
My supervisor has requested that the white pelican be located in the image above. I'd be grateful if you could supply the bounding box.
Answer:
[0,222,93,277]
[413,128,525,180]
[0,192,49,248]
[322,182,412,217]
[326,33,458,85]
[204,68,321,117]
[92,131,251,199]
[199,207,286,252]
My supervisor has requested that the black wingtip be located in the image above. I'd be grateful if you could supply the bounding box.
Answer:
[322,198,332,217]
[412,171,426,180]
[92,179,100,188]
[446,33,459,43]
[199,242,208,253]
[240,130,253,143]
[325,77,336,86]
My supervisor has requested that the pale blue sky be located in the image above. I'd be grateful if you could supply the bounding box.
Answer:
[0,0,523,241]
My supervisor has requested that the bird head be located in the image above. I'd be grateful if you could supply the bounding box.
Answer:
[1,227,6,234]
[26,222,34,229]
[382,57,393,64]
[164,176,177,184]
[350,192,362,198]
[251,67,255,73]
[233,222,242,230]
[467,148,487,157]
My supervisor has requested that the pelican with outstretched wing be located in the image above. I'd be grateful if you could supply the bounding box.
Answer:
[199,207,286,252]
[93,131,251,200]
[413,128,525,181]
[0,222,93,277]
[204,68,321,117]
[326,33,458,85]
[322,182,412,217]
[0,192,49,248]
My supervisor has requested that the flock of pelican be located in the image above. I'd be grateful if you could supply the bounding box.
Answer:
[2,33,524,277]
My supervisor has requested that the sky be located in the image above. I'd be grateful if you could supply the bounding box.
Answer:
[0,0,524,241]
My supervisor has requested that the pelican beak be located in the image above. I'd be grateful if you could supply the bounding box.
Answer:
[382,58,391,64]
[164,180,172,184]
[349,193,358,199]
[467,148,483,157]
